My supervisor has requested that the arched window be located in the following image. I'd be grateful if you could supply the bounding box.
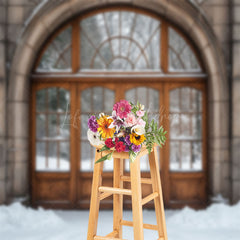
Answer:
[31,7,207,209]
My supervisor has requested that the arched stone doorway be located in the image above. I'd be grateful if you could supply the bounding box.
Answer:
[7,0,229,209]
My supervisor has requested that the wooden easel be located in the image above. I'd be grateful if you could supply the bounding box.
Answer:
[87,145,168,240]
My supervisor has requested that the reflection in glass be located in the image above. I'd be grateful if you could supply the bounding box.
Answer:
[80,11,161,70]
[169,28,201,71]
[35,87,70,172]
[37,27,72,71]
[170,87,202,171]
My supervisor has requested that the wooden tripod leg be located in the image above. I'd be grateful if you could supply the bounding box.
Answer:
[113,158,123,238]
[130,156,144,240]
[87,150,104,240]
[149,147,168,240]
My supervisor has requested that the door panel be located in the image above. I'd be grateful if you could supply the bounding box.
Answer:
[32,81,207,209]
[166,83,207,208]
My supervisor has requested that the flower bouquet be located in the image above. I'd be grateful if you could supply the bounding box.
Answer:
[87,100,167,163]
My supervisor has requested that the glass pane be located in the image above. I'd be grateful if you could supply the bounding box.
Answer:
[59,115,70,139]
[37,27,72,71]
[170,141,180,170]
[169,28,201,71]
[80,87,115,172]
[48,88,57,111]
[36,142,46,171]
[36,89,46,112]
[48,114,58,138]
[81,88,91,112]
[104,89,115,112]
[81,141,92,171]
[36,114,46,138]
[80,11,161,71]
[59,142,70,171]
[35,87,70,172]
[46,142,58,170]
[170,87,203,171]
[192,142,202,170]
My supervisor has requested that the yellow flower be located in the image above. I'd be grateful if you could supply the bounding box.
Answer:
[129,132,146,145]
[97,116,115,139]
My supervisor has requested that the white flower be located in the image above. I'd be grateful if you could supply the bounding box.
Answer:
[87,129,103,146]
[131,125,145,135]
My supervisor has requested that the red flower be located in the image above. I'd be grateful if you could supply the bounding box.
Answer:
[105,138,115,148]
[115,141,125,152]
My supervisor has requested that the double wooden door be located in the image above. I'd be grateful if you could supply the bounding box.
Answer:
[31,79,207,209]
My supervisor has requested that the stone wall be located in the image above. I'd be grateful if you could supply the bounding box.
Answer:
[232,0,240,203]
[0,0,238,205]
[0,1,6,203]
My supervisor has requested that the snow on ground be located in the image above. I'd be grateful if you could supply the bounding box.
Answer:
[0,200,240,240]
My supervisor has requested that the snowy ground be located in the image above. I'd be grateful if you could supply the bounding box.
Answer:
[0,199,240,240]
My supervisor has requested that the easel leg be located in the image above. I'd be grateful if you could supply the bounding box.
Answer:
[113,158,123,238]
[87,151,104,240]
[149,147,168,240]
[130,157,144,240]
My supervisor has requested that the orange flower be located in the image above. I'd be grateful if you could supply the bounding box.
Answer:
[97,116,115,139]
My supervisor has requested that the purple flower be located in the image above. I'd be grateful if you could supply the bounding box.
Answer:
[131,144,141,153]
[88,115,99,132]
[125,135,131,146]
[124,145,130,152]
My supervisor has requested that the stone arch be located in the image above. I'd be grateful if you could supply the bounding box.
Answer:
[7,0,229,200]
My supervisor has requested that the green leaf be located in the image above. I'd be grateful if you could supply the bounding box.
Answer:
[95,152,113,164]
[129,151,138,163]
[98,145,110,152]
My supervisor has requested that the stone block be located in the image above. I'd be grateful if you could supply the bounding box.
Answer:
[7,102,29,138]
[201,45,219,76]
[13,161,28,195]
[205,0,229,4]
[7,137,28,150]
[41,1,73,34]
[8,74,29,102]
[234,6,240,23]
[208,73,229,102]
[0,6,6,23]
[0,165,6,180]
[232,180,240,203]
[232,80,240,136]
[233,43,240,78]
[211,6,229,25]
[0,81,6,137]
[0,180,6,203]
[213,24,229,44]
[208,100,229,138]
[0,24,4,41]
[24,21,48,50]
[8,6,24,24]
[0,143,4,166]
[7,24,22,42]
[8,0,27,4]
[7,148,28,164]
[233,24,240,41]
[209,160,221,194]
[11,42,35,75]
[0,42,5,78]
[209,137,229,150]
[234,0,240,5]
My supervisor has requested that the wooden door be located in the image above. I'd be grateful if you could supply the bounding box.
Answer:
[31,7,208,209]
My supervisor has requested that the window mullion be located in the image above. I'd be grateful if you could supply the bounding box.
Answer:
[72,20,80,73]
[161,20,168,73]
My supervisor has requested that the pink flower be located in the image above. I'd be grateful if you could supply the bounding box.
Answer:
[136,110,145,117]
[113,100,131,119]
[125,113,137,127]
[137,118,146,127]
